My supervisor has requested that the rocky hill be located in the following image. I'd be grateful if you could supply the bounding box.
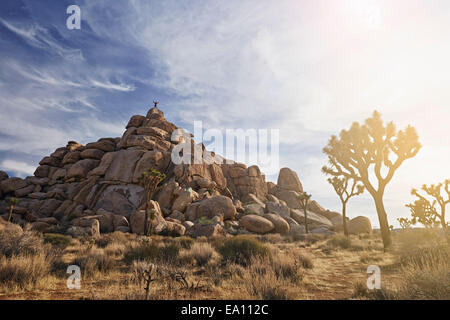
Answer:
[0,106,371,238]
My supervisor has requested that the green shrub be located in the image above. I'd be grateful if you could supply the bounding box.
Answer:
[219,236,271,266]
[43,233,72,249]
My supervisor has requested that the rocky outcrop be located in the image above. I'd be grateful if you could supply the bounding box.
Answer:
[0,105,350,238]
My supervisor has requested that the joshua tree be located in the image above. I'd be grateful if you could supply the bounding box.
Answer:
[324,176,364,236]
[7,197,18,222]
[405,180,449,229]
[323,111,421,249]
[296,192,312,233]
[138,168,166,235]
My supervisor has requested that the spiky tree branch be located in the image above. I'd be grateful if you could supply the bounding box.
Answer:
[406,180,449,229]
[324,175,364,236]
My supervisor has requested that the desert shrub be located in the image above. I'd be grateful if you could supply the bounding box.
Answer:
[188,242,215,266]
[124,241,159,264]
[219,236,271,266]
[104,242,127,257]
[158,243,180,264]
[95,231,128,248]
[296,252,314,269]
[43,233,72,249]
[270,256,304,283]
[327,234,351,249]
[73,247,115,278]
[258,233,285,244]
[177,236,194,249]
[0,252,54,289]
[0,230,44,257]
[243,261,294,300]
[208,236,227,250]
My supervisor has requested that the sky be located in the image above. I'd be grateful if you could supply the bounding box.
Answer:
[0,0,449,228]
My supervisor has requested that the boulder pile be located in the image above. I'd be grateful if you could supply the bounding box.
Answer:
[0,106,371,238]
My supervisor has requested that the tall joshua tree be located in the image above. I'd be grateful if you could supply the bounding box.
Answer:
[323,111,421,249]
[406,180,449,229]
[138,168,166,235]
[296,192,312,233]
[325,176,364,236]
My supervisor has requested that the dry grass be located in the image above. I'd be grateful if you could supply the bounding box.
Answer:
[0,219,448,300]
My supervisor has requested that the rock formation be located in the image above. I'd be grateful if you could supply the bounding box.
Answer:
[0,106,371,238]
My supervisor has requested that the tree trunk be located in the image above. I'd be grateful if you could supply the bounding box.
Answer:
[342,202,348,237]
[440,205,446,229]
[304,206,309,234]
[8,205,13,222]
[374,195,392,249]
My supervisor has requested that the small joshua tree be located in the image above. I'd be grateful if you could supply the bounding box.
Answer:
[8,197,18,222]
[296,192,312,233]
[325,176,364,236]
[132,261,156,300]
[406,180,449,229]
[138,168,166,235]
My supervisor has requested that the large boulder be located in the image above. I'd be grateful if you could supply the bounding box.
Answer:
[186,223,227,238]
[277,168,303,192]
[240,214,274,234]
[290,209,333,229]
[104,149,144,183]
[172,188,198,213]
[196,195,236,220]
[265,201,290,218]
[156,181,179,210]
[243,203,265,216]
[129,200,166,235]
[0,171,9,181]
[67,159,99,180]
[348,216,372,235]
[270,187,300,209]
[80,149,105,160]
[93,185,144,218]
[1,178,28,194]
[62,151,81,165]
[132,150,169,183]
[67,219,100,237]
[263,213,290,234]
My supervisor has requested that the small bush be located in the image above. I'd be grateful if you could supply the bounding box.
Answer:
[327,234,351,249]
[189,242,215,266]
[270,256,304,283]
[177,236,195,249]
[297,253,314,269]
[43,233,72,249]
[72,247,115,278]
[124,242,159,264]
[219,236,271,266]
[158,243,180,264]
[0,252,53,289]
[95,232,129,248]
[243,262,294,300]
[0,230,44,257]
